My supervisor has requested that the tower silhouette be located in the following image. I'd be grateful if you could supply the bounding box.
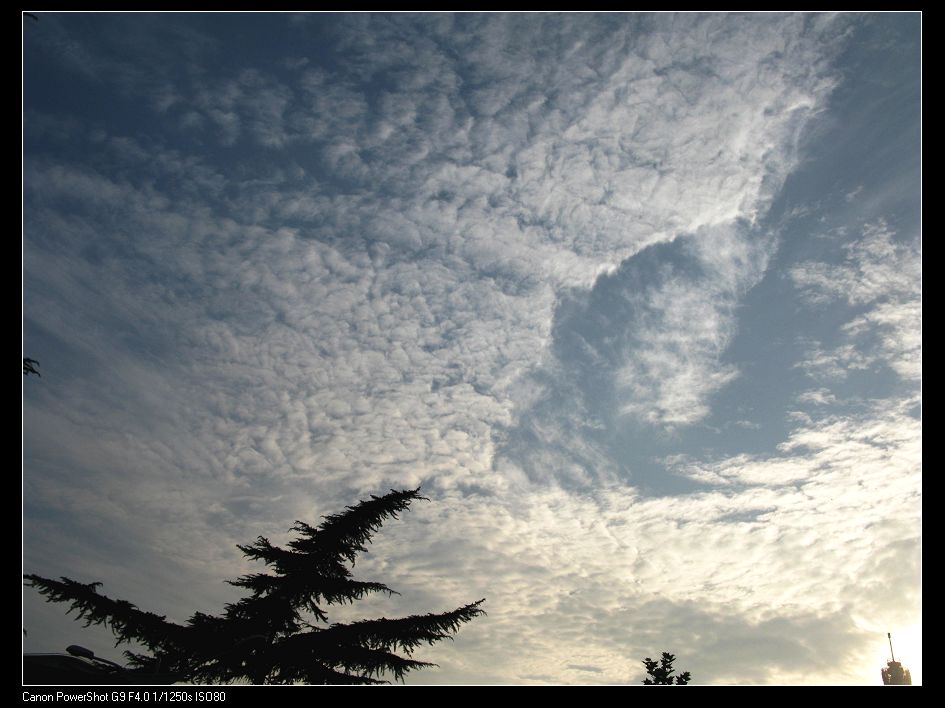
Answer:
[881,633,912,685]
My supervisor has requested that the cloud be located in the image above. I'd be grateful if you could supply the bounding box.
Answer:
[491,221,776,493]
[792,220,921,384]
[615,225,773,427]
[190,69,296,147]
[23,13,919,685]
[318,400,919,683]
[795,388,837,406]
[790,221,919,307]
[28,11,847,496]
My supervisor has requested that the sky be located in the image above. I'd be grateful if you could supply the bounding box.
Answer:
[23,12,921,685]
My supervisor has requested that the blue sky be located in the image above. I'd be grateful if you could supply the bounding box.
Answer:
[23,12,920,685]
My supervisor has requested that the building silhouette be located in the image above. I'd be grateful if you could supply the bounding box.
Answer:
[881,633,912,685]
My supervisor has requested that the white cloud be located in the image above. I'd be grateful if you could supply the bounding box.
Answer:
[26,9,844,513]
[792,221,921,384]
[796,388,837,406]
[616,225,771,427]
[329,392,919,683]
[791,221,919,307]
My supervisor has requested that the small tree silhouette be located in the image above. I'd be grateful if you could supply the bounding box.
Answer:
[642,652,691,684]
[25,488,485,684]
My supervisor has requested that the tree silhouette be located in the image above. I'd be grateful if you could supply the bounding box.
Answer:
[25,488,485,684]
[642,652,691,684]
[23,357,41,377]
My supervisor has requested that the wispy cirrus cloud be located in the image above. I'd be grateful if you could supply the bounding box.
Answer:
[792,220,921,385]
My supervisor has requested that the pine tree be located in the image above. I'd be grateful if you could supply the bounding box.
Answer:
[25,488,485,684]
[642,652,691,685]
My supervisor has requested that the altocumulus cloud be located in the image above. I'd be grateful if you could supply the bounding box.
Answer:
[24,13,919,684]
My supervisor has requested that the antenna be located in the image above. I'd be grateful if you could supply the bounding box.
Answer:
[881,632,912,685]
